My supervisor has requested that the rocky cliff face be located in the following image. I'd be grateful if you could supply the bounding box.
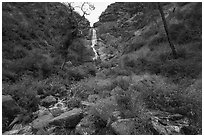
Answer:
[94,2,201,62]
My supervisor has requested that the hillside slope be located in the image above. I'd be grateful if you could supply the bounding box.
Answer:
[2,2,95,133]
[2,2,202,135]
[92,2,202,134]
[2,2,93,82]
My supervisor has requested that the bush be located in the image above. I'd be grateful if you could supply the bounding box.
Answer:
[125,41,146,53]
[2,49,56,81]
[169,23,186,42]
[112,76,131,91]
[68,81,95,100]
[171,3,201,44]
[66,97,81,109]
[99,67,132,78]
[88,96,119,124]
[97,22,118,35]
[169,23,201,44]
[100,61,113,69]
[67,69,86,81]
[63,63,97,82]
[121,42,201,82]
[3,76,40,112]
[139,75,202,134]
[40,62,53,78]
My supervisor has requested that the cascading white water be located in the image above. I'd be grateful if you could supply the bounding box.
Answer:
[91,28,98,60]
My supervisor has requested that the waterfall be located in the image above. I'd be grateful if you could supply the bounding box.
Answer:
[91,28,98,60]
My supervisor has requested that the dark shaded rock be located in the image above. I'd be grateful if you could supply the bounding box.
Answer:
[2,95,21,113]
[37,88,46,95]
[49,108,83,128]
[2,95,21,132]
[181,125,198,135]
[41,95,57,107]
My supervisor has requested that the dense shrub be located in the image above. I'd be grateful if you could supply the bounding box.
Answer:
[112,76,130,91]
[61,63,97,82]
[66,69,86,81]
[66,97,81,109]
[125,41,146,53]
[88,96,119,123]
[97,22,118,36]
[139,75,202,134]
[121,42,201,82]
[3,77,40,112]
[169,23,201,44]
[68,81,95,100]
[169,3,201,44]
[2,49,56,82]
[169,23,186,42]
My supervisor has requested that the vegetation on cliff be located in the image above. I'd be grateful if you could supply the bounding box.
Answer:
[2,2,202,135]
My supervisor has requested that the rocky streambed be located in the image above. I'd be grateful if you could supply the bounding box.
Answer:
[3,87,193,135]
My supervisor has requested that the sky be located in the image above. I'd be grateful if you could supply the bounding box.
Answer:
[72,2,113,26]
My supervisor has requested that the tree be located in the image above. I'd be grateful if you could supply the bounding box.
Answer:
[157,2,178,58]
[60,2,95,69]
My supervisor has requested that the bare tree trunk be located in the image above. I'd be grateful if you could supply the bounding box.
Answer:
[157,3,178,58]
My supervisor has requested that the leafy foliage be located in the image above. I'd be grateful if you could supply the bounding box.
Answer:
[2,2,202,135]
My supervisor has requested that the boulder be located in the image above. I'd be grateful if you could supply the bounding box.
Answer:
[111,118,135,135]
[36,129,49,135]
[2,95,21,132]
[49,107,64,117]
[41,95,57,107]
[32,114,54,129]
[49,108,83,128]
[3,124,32,135]
[2,95,21,114]
[148,111,191,135]
[3,129,19,135]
